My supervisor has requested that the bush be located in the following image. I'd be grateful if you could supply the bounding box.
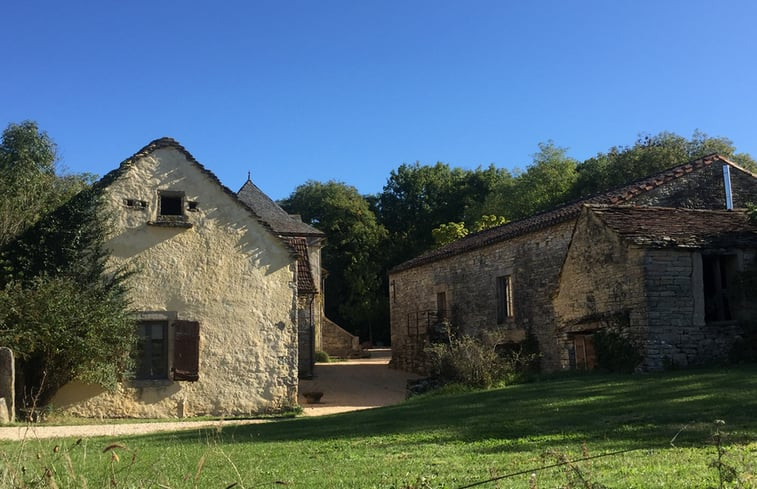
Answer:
[315,350,331,363]
[593,330,642,373]
[426,328,539,389]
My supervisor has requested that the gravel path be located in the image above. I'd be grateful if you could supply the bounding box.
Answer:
[0,349,419,440]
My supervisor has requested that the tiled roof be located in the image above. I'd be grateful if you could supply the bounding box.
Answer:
[391,154,750,272]
[587,205,757,249]
[288,237,318,294]
[237,180,325,237]
[94,137,297,257]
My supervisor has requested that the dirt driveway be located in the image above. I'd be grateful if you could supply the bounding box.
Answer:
[0,349,419,440]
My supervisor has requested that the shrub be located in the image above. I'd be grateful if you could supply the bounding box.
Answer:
[426,328,539,389]
[593,330,642,373]
[315,350,331,363]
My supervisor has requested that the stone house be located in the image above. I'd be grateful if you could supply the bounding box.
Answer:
[389,154,757,373]
[237,179,360,376]
[53,138,306,417]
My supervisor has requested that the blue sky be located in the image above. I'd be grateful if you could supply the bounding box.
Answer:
[2,1,756,200]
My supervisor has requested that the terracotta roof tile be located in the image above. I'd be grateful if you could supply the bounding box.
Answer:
[288,237,317,294]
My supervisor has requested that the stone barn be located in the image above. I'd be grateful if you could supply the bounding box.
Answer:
[389,154,757,373]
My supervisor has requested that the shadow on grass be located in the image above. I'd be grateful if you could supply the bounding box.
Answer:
[136,365,757,451]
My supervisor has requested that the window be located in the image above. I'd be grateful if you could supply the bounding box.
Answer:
[134,315,200,382]
[703,254,738,322]
[159,191,184,217]
[436,291,447,320]
[149,191,192,228]
[136,320,169,380]
[496,275,513,323]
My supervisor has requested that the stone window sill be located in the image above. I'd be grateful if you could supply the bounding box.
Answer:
[128,379,174,388]
[147,220,193,228]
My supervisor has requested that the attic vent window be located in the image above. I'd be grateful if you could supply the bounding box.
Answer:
[148,190,193,228]
[124,199,147,210]
[160,193,183,216]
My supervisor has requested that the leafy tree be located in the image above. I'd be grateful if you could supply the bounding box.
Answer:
[432,222,468,247]
[280,181,388,341]
[471,215,508,233]
[481,142,578,220]
[572,131,757,199]
[432,216,507,247]
[0,122,134,411]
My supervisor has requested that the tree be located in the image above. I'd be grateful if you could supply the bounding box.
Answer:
[480,142,578,220]
[0,121,91,247]
[0,122,135,411]
[572,131,757,199]
[432,222,468,247]
[280,181,388,341]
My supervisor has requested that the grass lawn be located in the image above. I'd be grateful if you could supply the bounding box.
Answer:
[1,365,755,488]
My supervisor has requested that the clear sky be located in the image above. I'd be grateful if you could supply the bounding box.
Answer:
[2,1,756,200]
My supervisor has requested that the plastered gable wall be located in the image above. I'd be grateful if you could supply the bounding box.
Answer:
[554,210,647,368]
[390,221,575,373]
[53,147,299,418]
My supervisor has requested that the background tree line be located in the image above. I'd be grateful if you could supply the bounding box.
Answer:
[280,131,756,343]
[2,121,754,391]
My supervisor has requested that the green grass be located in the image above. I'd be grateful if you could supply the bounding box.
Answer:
[1,365,756,488]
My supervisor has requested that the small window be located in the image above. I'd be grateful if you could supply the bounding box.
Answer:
[136,320,169,380]
[496,275,513,323]
[124,198,147,209]
[436,291,447,320]
[703,254,738,322]
[159,192,184,216]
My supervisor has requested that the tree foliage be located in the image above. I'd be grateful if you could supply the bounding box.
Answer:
[279,181,388,340]
[572,131,757,199]
[0,122,91,247]
[0,122,134,410]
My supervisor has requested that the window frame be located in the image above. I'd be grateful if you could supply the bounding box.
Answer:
[702,253,740,323]
[496,275,514,324]
[135,320,170,381]
[131,312,201,384]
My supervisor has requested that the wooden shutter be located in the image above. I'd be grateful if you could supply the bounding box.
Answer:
[172,320,200,381]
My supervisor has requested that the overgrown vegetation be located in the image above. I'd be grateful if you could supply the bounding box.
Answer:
[0,121,135,412]
[0,366,754,487]
[593,330,643,373]
[425,327,539,388]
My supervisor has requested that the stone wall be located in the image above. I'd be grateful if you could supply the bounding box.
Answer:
[633,163,757,210]
[390,221,575,373]
[642,249,755,369]
[321,317,360,357]
[52,146,299,418]
[554,209,648,368]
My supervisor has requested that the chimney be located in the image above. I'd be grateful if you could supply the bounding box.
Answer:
[722,165,734,210]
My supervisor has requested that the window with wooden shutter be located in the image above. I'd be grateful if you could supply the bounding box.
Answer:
[172,320,200,381]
